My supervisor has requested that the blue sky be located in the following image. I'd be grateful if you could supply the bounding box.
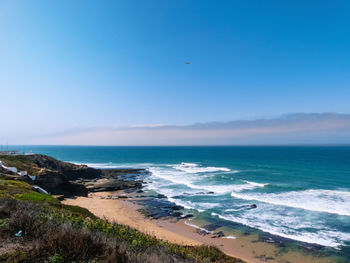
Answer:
[1,1,350,144]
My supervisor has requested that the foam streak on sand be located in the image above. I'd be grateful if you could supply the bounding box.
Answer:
[184,219,212,234]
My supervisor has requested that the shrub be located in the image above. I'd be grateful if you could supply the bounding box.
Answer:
[0,199,244,263]
[47,254,64,263]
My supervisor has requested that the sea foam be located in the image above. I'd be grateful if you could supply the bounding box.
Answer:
[211,212,350,247]
[173,162,232,173]
[148,164,264,195]
[230,189,350,216]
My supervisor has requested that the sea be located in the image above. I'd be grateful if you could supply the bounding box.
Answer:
[11,146,350,260]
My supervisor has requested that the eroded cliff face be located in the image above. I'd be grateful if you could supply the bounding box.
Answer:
[26,154,102,180]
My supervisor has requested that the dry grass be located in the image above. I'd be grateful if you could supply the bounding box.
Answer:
[0,200,225,263]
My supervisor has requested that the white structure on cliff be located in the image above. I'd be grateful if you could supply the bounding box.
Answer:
[18,171,28,176]
[0,162,18,173]
[0,160,35,180]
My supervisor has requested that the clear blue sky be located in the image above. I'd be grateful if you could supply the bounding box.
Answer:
[1,0,350,143]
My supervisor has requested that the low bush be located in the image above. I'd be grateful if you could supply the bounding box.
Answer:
[14,192,59,203]
[0,199,244,263]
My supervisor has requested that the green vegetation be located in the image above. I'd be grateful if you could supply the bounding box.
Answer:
[47,253,65,263]
[0,154,41,175]
[14,192,59,203]
[0,179,33,199]
[0,177,245,263]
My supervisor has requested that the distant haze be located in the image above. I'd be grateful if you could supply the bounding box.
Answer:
[7,113,348,145]
[1,1,350,145]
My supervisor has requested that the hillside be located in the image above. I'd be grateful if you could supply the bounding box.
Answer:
[0,155,245,263]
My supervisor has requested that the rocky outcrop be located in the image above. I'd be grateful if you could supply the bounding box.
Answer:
[27,154,102,180]
[0,154,146,196]
[15,154,147,196]
[35,169,88,196]
[77,178,142,192]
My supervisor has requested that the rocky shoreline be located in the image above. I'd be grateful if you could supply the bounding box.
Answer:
[0,154,147,197]
[0,154,194,220]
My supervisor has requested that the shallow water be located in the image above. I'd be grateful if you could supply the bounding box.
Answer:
[13,145,350,261]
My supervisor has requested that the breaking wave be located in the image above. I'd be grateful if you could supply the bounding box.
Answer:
[147,164,265,195]
[211,212,350,247]
[231,189,350,216]
[174,162,232,173]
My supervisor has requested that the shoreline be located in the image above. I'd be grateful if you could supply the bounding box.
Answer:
[62,191,335,263]
[63,192,202,247]
[62,192,259,263]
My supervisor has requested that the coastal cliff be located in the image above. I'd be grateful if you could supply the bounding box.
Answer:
[0,154,144,196]
[0,154,244,263]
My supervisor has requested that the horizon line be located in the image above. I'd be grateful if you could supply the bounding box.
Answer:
[3,144,350,147]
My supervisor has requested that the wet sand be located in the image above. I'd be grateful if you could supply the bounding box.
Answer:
[62,191,336,263]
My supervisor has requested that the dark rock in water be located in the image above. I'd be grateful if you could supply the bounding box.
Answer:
[238,204,258,210]
[255,254,275,262]
[182,191,216,196]
[263,237,275,243]
[202,223,221,232]
[212,231,225,238]
[137,197,188,219]
[172,212,182,217]
[124,188,137,193]
[180,214,194,219]
[217,231,225,237]
[171,205,184,211]
[196,229,209,236]
[117,195,128,199]
[183,191,215,195]
[101,168,148,179]
[136,189,144,193]
[84,178,143,192]
[157,194,167,199]
[109,195,128,199]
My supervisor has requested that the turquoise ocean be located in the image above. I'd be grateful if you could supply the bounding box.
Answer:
[11,146,350,258]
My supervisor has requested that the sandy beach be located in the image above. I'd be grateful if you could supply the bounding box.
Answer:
[63,192,201,247]
[62,191,335,263]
